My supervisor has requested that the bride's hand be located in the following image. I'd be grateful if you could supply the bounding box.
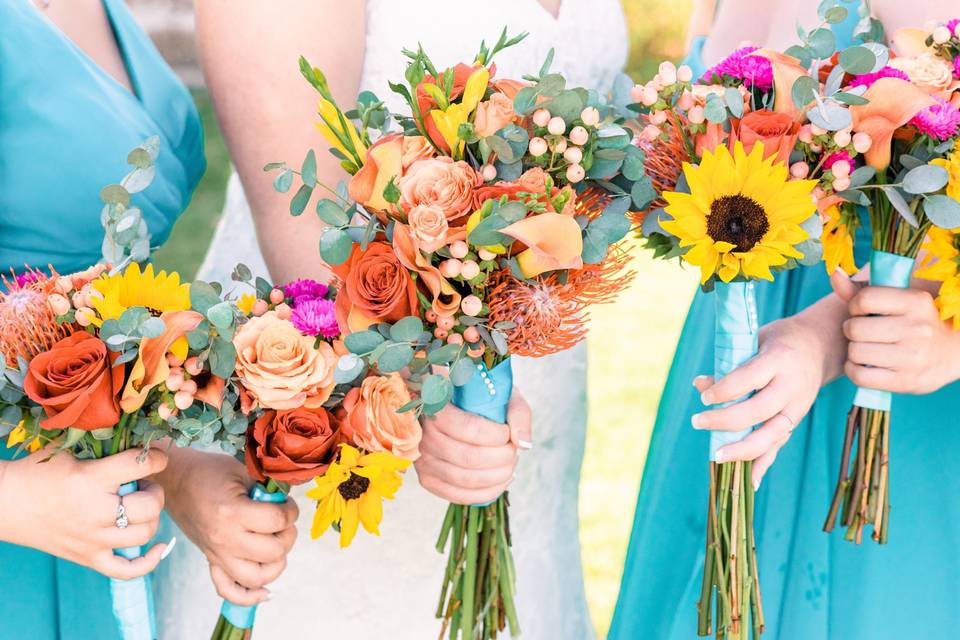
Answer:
[691,314,830,488]
[415,393,532,505]
[159,448,298,606]
[0,447,171,579]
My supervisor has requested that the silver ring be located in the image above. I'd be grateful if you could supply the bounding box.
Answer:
[779,411,798,431]
[115,496,129,529]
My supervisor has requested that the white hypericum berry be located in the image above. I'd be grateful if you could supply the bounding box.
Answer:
[677,65,694,83]
[449,240,469,259]
[687,106,706,124]
[833,130,852,148]
[547,116,567,136]
[677,91,694,111]
[648,111,668,126]
[478,249,497,261]
[528,136,549,157]
[798,125,813,144]
[563,146,583,164]
[569,126,589,146]
[580,107,601,126]
[810,124,827,137]
[640,85,659,106]
[657,61,677,86]
[461,295,482,317]
[460,260,481,280]
[933,26,952,44]
[566,163,586,183]
[641,124,661,142]
[481,164,497,181]
[852,132,872,153]
[440,259,462,278]
[47,294,70,317]
[532,108,551,128]
[832,160,851,179]
[833,176,851,192]
[789,162,810,179]
[552,137,568,153]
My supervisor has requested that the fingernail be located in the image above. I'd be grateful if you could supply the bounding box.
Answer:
[517,439,533,450]
[700,391,714,405]
[691,413,704,429]
[714,449,725,463]
[160,536,177,561]
[262,591,273,602]
[753,478,761,492]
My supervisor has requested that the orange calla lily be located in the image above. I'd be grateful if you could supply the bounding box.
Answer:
[501,212,584,278]
[195,375,226,411]
[750,49,809,121]
[392,223,462,318]
[850,77,937,169]
[891,28,933,57]
[120,310,204,413]
[348,134,403,213]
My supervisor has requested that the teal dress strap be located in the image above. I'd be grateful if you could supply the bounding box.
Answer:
[0,1,204,638]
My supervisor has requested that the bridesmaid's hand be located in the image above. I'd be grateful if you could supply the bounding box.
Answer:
[842,285,960,394]
[415,392,532,505]
[691,315,827,488]
[159,449,298,606]
[0,447,172,579]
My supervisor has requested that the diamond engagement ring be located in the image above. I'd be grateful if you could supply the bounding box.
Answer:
[115,496,129,529]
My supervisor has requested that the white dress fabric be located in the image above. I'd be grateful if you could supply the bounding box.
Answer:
[155,2,627,638]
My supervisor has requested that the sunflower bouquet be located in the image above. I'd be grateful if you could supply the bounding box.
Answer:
[810,17,960,545]
[0,139,248,640]
[265,29,636,639]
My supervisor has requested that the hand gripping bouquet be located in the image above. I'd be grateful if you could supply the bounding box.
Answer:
[801,18,960,545]
[630,43,827,638]
[266,29,637,638]
[179,273,414,640]
[0,139,238,640]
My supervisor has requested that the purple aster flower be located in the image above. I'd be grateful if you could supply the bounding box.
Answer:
[947,19,959,36]
[13,271,43,289]
[953,55,960,80]
[702,46,773,92]
[290,297,339,338]
[283,278,329,303]
[848,66,910,89]
[910,99,960,141]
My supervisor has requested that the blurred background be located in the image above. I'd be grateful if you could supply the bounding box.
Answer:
[131,0,698,635]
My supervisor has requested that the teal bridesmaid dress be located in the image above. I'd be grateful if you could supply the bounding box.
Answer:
[0,0,203,637]
[611,6,960,639]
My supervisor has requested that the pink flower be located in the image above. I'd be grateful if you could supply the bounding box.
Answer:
[701,46,773,92]
[910,99,960,140]
[823,150,854,171]
[290,297,339,338]
[946,19,960,35]
[283,279,329,302]
[954,56,960,81]
[848,66,910,89]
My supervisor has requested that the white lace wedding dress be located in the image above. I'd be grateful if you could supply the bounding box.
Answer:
[155,2,627,638]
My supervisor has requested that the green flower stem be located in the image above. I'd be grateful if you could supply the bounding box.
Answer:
[461,507,480,639]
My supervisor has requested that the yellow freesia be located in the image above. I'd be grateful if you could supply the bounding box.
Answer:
[316,97,367,167]
[237,293,256,316]
[7,422,42,453]
[427,67,490,158]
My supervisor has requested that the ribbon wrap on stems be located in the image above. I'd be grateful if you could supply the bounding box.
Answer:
[711,281,760,459]
[111,480,157,640]
[851,250,915,412]
[219,483,288,629]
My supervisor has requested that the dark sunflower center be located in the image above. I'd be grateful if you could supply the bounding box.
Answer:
[337,473,370,501]
[707,195,769,252]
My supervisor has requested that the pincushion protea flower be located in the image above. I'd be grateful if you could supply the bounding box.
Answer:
[630,113,691,225]
[0,269,71,367]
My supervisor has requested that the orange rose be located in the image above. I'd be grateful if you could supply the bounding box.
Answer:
[400,136,435,169]
[474,93,517,137]
[398,157,482,226]
[341,373,421,461]
[730,110,800,166]
[233,311,337,410]
[407,204,450,253]
[24,332,123,430]
[474,167,550,204]
[492,79,528,100]
[330,242,420,333]
[348,135,438,215]
[245,406,342,484]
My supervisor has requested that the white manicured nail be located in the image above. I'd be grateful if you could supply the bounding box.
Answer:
[517,439,533,450]
[715,449,725,463]
[753,478,761,492]
[692,413,704,429]
[160,537,177,560]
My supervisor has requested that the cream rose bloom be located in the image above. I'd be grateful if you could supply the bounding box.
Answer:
[474,92,517,137]
[890,53,955,94]
[407,203,449,253]
[398,157,481,225]
[233,311,337,410]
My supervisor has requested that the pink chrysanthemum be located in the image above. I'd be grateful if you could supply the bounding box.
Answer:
[848,66,910,89]
[283,278,329,302]
[953,56,960,80]
[947,19,959,35]
[823,150,854,171]
[910,99,960,141]
[702,46,773,92]
[290,297,339,338]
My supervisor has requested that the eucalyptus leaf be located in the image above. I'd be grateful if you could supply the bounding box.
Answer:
[807,102,851,132]
[784,45,813,69]
[791,76,819,110]
[808,28,837,59]
[376,343,414,373]
[450,358,477,386]
[301,149,317,187]
[833,91,870,106]
[848,166,876,189]
[190,281,222,315]
[334,354,365,384]
[206,301,235,330]
[428,342,463,365]
[902,164,949,195]
[724,88,744,119]
[100,184,130,207]
[122,166,156,194]
[838,46,876,74]
[631,175,656,209]
[274,170,294,193]
[485,135,516,163]
[923,194,960,229]
[209,337,237,379]
[824,5,848,23]
[498,201,528,223]
[468,214,510,247]
[703,94,727,124]
[513,86,538,115]
[881,186,918,228]
[319,228,354,265]
[421,375,452,405]
[390,316,424,343]
[344,330,385,354]
[141,316,166,339]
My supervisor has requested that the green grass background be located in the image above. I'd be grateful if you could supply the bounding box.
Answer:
[153,2,697,636]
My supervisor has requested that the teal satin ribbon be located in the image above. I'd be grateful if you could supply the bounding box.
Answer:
[852,250,915,411]
[452,358,513,506]
[711,281,760,461]
[219,483,288,629]
[110,480,157,640]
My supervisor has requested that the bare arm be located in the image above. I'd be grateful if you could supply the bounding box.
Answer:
[195,0,367,284]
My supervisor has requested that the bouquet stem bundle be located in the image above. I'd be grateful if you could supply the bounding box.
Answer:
[436,497,518,640]
[698,460,764,640]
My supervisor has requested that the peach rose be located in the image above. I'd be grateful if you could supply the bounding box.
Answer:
[474,167,549,203]
[889,53,956,95]
[493,79,528,100]
[24,332,123,431]
[474,93,517,137]
[245,406,342,484]
[398,157,482,226]
[341,373,421,461]
[330,242,420,333]
[233,311,337,410]
[408,204,450,253]
[730,110,800,166]
[401,136,435,169]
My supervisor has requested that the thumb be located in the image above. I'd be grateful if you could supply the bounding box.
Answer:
[829,269,862,303]
[91,447,169,488]
[506,392,532,450]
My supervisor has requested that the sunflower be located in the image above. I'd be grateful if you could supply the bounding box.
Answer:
[89,263,190,323]
[916,226,960,281]
[822,203,859,275]
[661,142,817,284]
[930,140,960,200]
[307,444,410,548]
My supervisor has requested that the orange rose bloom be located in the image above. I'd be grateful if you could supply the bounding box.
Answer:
[474,93,517,137]
[25,332,123,431]
[245,406,342,484]
[407,203,450,253]
[233,311,338,410]
[398,157,482,226]
[730,110,800,166]
[341,373,422,461]
[331,242,420,333]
